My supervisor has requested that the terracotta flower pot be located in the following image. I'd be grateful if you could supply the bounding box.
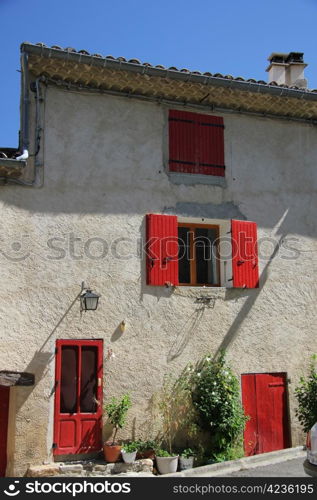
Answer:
[103,442,122,463]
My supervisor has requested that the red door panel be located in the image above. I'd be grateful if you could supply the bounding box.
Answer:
[241,374,258,456]
[54,340,103,456]
[242,373,290,456]
[0,386,9,476]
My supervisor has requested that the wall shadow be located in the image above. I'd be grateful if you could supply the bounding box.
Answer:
[213,235,283,359]
[167,306,206,363]
[14,289,82,410]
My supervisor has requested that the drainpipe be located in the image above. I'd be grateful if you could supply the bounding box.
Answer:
[19,51,30,159]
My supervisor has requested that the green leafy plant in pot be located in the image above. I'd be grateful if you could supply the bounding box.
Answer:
[103,394,132,463]
[179,448,196,471]
[135,440,157,460]
[155,448,179,475]
[121,441,139,464]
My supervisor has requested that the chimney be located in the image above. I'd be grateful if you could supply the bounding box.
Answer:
[266,52,308,88]
[285,52,307,88]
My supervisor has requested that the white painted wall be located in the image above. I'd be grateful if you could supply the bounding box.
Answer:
[0,85,316,474]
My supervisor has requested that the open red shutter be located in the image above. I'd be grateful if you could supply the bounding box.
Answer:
[146,214,179,286]
[231,220,259,288]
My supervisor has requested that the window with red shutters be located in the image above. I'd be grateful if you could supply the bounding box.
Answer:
[168,109,225,177]
[145,215,259,289]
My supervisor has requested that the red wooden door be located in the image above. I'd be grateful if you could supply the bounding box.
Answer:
[242,373,290,456]
[0,386,10,476]
[54,340,103,456]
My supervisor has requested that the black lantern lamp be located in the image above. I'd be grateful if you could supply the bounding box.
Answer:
[80,282,101,311]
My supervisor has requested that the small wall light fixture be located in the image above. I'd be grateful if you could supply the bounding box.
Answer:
[120,320,126,332]
[80,282,101,311]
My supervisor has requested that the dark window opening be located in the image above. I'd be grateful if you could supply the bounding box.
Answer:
[178,223,220,286]
[60,346,78,414]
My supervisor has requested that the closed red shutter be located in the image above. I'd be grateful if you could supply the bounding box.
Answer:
[169,110,196,173]
[231,220,259,288]
[169,110,225,176]
[198,114,225,176]
[146,214,179,286]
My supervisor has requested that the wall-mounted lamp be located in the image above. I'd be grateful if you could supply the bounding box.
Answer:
[80,282,101,311]
[120,320,126,333]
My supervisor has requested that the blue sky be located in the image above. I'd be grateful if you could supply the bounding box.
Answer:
[1,0,317,147]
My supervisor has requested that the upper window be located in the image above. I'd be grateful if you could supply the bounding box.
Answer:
[168,110,225,177]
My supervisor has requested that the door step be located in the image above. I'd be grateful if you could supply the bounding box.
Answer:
[26,459,154,477]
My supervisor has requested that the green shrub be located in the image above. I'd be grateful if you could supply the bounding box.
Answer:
[191,352,247,457]
[295,355,317,433]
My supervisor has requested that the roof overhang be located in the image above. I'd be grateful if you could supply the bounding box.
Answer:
[22,42,317,123]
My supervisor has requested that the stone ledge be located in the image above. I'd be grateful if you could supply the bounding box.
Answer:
[110,459,153,474]
[26,459,153,477]
[26,464,60,477]
[59,464,83,473]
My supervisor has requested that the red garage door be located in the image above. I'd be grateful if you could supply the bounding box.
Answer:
[242,373,290,456]
[0,386,10,476]
[53,340,103,456]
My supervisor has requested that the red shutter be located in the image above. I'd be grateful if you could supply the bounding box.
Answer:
[169,109,225,176]
[198,114,225,176]
[169,110,196,174]
[231,219,259,288]
[146,214,179,286]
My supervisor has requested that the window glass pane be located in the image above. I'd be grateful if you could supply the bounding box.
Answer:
[178,227,191,283]
[80,347,97,413]
[60,346,78,413]
[195,228,219,285]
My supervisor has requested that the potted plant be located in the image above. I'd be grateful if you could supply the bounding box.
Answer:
[135,440,157,460]
[295,355,317,465]
[155,448,179,475]
[103,393,132,463]
[179,448,195,471]
[121,441,139,464]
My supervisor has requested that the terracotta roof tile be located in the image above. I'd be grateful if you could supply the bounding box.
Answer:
[20,42,317,99]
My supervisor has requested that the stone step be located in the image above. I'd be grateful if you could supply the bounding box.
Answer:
[26,459,154,477]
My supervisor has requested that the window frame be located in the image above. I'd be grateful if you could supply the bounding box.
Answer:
[178,222,221,287]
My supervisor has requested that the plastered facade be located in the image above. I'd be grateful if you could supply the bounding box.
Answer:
[0,84,317,475]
